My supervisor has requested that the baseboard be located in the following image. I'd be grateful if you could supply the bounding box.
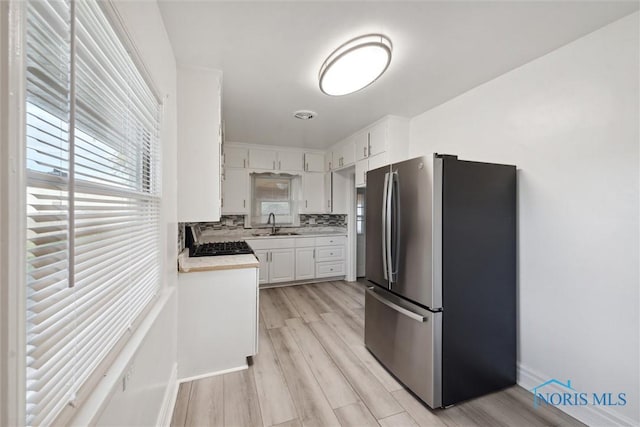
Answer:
[156,363,178,427]
[177,364,248,384]
[517,363,637,426]
[259,277,344,289]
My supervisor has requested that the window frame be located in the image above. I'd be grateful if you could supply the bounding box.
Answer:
[250,172,299,227]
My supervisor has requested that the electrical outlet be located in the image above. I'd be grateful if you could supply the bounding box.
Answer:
[225,218,234,226]
[308,217,316,225]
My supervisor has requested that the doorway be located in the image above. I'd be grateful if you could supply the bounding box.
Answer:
[356,188,366,277]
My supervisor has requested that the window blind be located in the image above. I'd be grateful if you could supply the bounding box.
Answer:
[24,0,161,425]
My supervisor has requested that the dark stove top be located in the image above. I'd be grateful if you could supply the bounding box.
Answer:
[189,241,253,257]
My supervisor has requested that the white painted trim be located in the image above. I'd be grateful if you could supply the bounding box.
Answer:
[2,1,27,425]
[346,170,357,282]
[518,363,638,427]
[177,364,248,384]
[70,287,176,426]
[156,363,178,427]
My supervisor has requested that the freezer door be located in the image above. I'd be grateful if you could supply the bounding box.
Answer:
[388,156,440,309]
[364,287,442,408]
[365,164,391,288]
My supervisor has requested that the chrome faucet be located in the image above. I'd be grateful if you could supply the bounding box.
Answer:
[267,212,276,234]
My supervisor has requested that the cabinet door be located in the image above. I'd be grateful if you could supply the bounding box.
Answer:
[367,152,389,173]
[295,247,315,280]
[355,159,367,187]
[341,138,356,167]
[304,153,324,172]
[254,250,269,285]
[222,168,249,214]
[324,172,332,213]
[277,151,303,171]
[302,172,325,213]
[355,131,369,161]
[177,67,222,222]
[249,148,277,170]
[325,151,334,171]
[269,249,295,283]
[368,122,387,157]
[224,146,248,168]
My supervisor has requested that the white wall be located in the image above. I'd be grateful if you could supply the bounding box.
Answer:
[409,13,639,425]
[90,1,180,425]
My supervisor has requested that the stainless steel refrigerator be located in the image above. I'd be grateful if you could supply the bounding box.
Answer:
[364,154,516,409]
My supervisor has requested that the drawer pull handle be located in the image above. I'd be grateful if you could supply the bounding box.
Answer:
[367,288,426,322]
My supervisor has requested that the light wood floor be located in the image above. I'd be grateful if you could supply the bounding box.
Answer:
[171,280,584,427]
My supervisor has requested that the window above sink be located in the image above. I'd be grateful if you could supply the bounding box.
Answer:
[250,173,301,227]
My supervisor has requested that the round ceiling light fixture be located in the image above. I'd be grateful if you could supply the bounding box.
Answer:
[293,110,317,120]
[319,34,392,96]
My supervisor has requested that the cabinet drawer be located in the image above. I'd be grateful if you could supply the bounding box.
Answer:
[316,261,345,278]
[316,245,345,262]
[316,235,346,246]
[295,237,316,248]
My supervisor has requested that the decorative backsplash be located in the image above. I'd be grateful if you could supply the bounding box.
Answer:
[178,214,347,251]
[299,214,347,227]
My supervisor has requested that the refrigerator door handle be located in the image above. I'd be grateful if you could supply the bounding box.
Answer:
[389,171,400,283]
[367,288,426,322]
[382,172,390,281]
[385,171,393,287]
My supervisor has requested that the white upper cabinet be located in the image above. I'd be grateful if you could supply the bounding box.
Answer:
[177,66,222,222]
[302,172,325,213]
[249,148,277,170]
[333,137,355,169]
[355,131,369,161]
[277,151,303,171]
[304,152,324,172]
[355,159,367,187]
[222,168,249,214]
[325,151,333,171]
[367,121,387,157]
[324,172,332,212]
[224,146,248,168]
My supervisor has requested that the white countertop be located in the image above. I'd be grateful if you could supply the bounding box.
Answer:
[178,249,260,273]
[200,230,347,243]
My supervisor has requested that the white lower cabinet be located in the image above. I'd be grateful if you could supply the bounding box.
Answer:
[247,235,346,285]
[270,249,295,283]
[178,267,258,379]
[316,261,345,278]
[295,247,316,280]
[254,250,269,285]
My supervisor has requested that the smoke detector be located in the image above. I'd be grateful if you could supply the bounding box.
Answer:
[293,110,317,120]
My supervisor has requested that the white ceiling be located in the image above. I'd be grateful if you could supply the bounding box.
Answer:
[158,1,638,149]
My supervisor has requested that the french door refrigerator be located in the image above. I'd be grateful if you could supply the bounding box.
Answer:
[364,154,516,409]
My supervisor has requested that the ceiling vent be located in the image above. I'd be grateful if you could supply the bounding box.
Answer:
[293,110,317,120]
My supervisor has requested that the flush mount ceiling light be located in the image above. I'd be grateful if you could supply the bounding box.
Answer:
[293,110,317,120]
[319,34,392,96]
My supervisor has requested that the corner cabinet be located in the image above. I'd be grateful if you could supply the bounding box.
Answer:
[177,66,223,222]
[248,239,296,285]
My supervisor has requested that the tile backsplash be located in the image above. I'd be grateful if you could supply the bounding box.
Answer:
[178,214,347,251]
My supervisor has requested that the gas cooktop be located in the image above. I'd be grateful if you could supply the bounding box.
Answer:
[189,241,253,257]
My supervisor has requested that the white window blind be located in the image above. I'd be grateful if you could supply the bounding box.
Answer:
[24,0,161,425]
